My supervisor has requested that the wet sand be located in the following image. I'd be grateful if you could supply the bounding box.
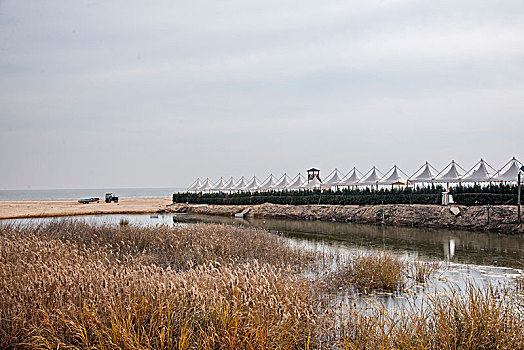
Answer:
[0,198,172,219]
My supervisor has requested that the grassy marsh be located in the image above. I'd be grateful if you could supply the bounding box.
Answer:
[328,252,408,294]
[0,221,522,349]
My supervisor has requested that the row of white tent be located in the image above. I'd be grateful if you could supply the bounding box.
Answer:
[187,157,523,192]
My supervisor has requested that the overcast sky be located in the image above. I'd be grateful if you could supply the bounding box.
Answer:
[1,0,523,189]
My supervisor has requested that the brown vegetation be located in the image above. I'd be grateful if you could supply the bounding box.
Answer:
[411,260,441,284]
[0,221,523,349]
[327,252,407,294]
[340,285,524,349]
[0,222,318,349]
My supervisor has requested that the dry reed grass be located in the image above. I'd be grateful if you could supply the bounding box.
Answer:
[21,220,317,271]
[328,252,407,294]
[339,284,524,349]
[1,221,523,349]
[410,260,440,284]
[25,263,316,350]
[0,221,318,349]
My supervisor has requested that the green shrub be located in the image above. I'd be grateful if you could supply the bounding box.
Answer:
[173,184,517,206]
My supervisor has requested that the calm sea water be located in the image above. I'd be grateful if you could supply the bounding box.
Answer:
[0,187,187,201]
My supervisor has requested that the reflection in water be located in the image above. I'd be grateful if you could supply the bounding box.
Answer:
[171,214,524,269]
[443,239,456,260]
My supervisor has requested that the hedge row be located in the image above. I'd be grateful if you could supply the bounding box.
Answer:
[450,183,518,194]
[173,184,519,206]
[451,193,517,206]
[173,194,443,206]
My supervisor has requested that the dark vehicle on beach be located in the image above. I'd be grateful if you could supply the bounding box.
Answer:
[105,193,119,203]
[78,197,100,204]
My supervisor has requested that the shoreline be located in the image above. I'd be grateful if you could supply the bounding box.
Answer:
[0,198,172,220]
[1,199,523,234]
[165,202,524,235]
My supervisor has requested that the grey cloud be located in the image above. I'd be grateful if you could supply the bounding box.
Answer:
[1,0,523,189]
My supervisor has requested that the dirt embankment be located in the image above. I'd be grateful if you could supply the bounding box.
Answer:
[165,203,524,234]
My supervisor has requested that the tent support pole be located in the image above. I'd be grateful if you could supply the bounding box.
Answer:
[518,171,521,224]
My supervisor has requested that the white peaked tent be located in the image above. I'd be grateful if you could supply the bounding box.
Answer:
[321,169,344,188]
[222,177,237,191]
[244,177,261,191]
[272,174,291,190]
[302,176,322,189]
[338,168,361,186]
[259,175,278,191]
[211,177,226,191]
[491,158,522,182]
[379,165,409,185]
[187,178,202,192]
[231,177,248,191]
[286,174,307,190]
[410,162,436,183]
[434,161,463,183]
[462,159,493,182]
[358,167,382,186]
[197,178,213,192]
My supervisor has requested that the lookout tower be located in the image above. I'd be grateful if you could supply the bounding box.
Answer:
[307,168,321,183]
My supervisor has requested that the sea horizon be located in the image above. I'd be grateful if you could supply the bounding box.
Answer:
[0,187,187,201]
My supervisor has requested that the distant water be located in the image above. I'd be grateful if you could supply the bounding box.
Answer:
[0,187,187,201]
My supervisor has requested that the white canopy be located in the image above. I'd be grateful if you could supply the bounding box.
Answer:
[187,178,202,192]
[462,159,493,182]
[272,174,291,190]
[222,177,237,191]
[434,161,463,183]
[410,162,436,183]
[286,174,307,190]
[244,177,261,191]
[231,177,248,191]
[358,167,382,186]
[337,168,361,186]
[301,176,322,189]
[491,158,522,182]
[379,165,408,185]
[211,177,226,191]
[259,175,278,190]
[321,169,344,188]
[197,178,213,192]
[186,158,523,193]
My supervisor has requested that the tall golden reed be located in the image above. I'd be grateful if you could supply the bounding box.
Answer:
[1,220,523,349]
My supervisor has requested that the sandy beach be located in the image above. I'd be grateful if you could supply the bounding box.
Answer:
[0,198,172,219]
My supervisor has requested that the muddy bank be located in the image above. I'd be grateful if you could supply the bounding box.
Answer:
[165,203,524,234]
